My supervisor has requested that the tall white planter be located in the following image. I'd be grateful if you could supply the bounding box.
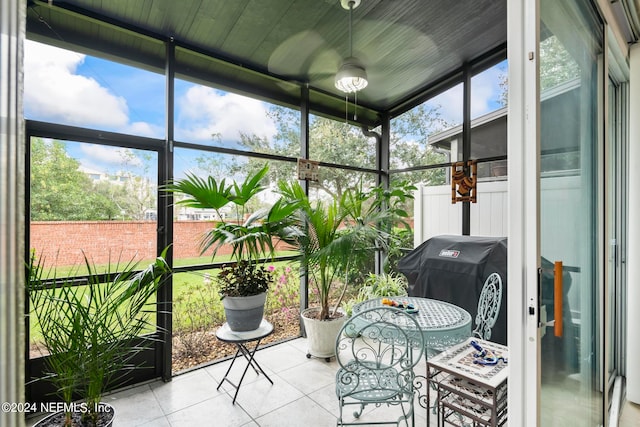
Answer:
[301,307,346,361]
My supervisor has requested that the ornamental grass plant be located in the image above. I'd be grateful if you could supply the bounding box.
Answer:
[27,248,171,427]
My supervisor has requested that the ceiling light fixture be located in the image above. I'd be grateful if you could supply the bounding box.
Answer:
[335,0,368,93]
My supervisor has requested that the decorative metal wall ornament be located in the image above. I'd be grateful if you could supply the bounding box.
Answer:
[297,158,319,182]
[451,160,478,204]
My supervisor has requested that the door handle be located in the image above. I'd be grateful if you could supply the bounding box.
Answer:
[554,261,563,337]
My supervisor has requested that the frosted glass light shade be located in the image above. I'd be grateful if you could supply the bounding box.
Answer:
[334,58,368,93]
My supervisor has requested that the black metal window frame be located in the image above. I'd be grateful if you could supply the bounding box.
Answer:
[24,31,507,397]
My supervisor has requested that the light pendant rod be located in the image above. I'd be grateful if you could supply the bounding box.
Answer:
[354,91,358,120]
[348,1,354,58]
[345,94,349,124]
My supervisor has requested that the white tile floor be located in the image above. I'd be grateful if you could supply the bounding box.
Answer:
[27,337,432,427]
[25,337,640,427]
[620,400,640,427]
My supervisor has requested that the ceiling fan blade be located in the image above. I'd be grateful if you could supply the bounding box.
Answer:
[268,16,438,97]
[307,49,342,80]
[268,30,339,82]
[354,20,438,71]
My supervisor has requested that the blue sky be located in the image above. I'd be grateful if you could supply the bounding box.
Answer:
[24,40,506,180]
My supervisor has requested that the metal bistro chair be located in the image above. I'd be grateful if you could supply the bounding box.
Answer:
[430,273,506,427]
[335,306,425,427]
[473,273,503,341]
[433,272,505,426]
[429,273,506,427]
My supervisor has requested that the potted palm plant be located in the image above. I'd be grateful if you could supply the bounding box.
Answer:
[163,165,300,331]
[27,248,171,427]
[277,179,415,359]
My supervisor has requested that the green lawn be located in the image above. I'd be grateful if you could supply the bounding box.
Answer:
[28,253,302,348]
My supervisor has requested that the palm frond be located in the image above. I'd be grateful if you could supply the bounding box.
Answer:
[27,248,171,418]
[163,173,232,212]
[229,164,268,205]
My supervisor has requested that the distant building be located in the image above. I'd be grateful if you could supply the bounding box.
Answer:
[175,206,225,221]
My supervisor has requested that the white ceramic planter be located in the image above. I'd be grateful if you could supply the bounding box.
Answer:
[301,307,347,361]
[222,292,267,332]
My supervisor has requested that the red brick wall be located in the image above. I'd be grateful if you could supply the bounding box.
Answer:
[30,221,266,266]
[30,220,407,267]
[172,221,234,260]
[31,221,210,266]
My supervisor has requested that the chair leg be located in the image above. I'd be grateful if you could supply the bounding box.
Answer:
[337,397,344,426]
[353,402,365,418]
[386,393,415,427]
[398,401,412,427]
[405,396,416,427]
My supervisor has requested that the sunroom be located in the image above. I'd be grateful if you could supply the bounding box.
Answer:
[2,0,640,426]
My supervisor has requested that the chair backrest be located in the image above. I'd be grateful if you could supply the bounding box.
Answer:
[336,306,425,374]
[473,272,503,340]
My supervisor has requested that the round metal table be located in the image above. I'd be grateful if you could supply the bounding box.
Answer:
[352,297,472,354]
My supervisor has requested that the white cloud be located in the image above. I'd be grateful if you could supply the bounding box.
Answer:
[425,63,506,125]
[124,121,162,138]
[24,40,130,127]
[176,85,277,143]
[428,84,464,124]
[470,65,506,118]
[78,145,142,171]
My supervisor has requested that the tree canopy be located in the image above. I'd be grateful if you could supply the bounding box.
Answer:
[30,138,114,220]
[540,35,581,91]
[195,102,451,201]
[30,138,155,221]
[31,98,455,221]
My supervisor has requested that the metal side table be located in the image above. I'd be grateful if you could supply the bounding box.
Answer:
[427,337,508,426]
[215,319,274,404]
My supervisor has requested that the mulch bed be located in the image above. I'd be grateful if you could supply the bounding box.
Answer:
[172,310,301,372]
[29,312,302,375]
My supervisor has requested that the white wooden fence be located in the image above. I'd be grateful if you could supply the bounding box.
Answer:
[413,178,509,245]
[414,175,583,271]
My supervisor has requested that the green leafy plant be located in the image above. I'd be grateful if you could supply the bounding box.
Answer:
[27,249,171,426]
[278,179,415,320]
[361,272,408,297]
[342,272,409,316]
[163,164,300,297]
[386,226,415,274]
[217,260,273,297]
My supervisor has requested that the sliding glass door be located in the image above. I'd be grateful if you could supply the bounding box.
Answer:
[538,0,603,425]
